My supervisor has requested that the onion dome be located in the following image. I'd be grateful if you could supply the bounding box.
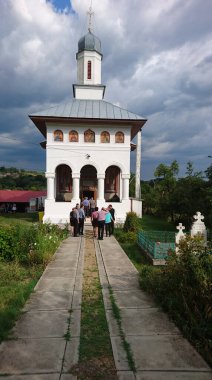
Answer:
[77,31,102,56]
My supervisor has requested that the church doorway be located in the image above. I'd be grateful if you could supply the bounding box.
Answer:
[80,165,97,201]
[105,165,121,202]
[82,190,95,199]
[56,164,72,202]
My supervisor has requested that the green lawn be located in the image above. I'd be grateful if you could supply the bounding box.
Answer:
[0,212,38,225]
[139,215,176,231]
[0,261,43,342]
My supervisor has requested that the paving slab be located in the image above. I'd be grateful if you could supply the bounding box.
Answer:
[102,287,112,309]
[135,371,212,380]
[112,290,156,309]
[104,266,138,276]
[35,277,76,292]
[117,372,136,380]
[106,308,180,337]
[126,335,210,371]
[62,338,80,373]
[74,275,83,291]
[12,310,69,338]
[72,290,82,309]
[69,309,81,337]
[0,338,66,374]
[23,291,73,311]
[111,336,132,371]
[60,375,77,380]
[54,251,78,259]
[43,268,77,278]
[108,273,140,290]
[47,259,78,268]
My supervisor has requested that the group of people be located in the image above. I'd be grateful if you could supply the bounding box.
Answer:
[0,203,17,213]
[81,196,96,217]
[69,200,115,240]
[91,205,115,240]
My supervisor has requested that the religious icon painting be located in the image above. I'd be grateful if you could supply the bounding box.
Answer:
[115,131,124,143]
[69,130,78,142]
[101,131,110,143]
[54,130,63,141]
[84,129,95,142]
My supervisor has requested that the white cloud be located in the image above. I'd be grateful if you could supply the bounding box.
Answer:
[0,0,212,177]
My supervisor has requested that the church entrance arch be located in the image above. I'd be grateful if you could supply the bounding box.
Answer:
[105,165,121,202]
[56,164,72,202]
[80,165,97,201]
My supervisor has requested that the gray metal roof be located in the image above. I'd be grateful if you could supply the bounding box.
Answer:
[30,99,146,121]
[78,31,102,56]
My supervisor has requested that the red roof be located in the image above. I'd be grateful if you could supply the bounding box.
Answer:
[0,190,47,203]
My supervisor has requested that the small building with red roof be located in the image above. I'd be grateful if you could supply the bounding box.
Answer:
[0,190,46,212]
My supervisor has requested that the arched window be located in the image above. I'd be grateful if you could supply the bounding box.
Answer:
[87,61,92,79]
[54,130,63,142]
[101,131,110,143]
[84,129,95,143]
[115,131,124,143]
[69,130,78,142]
[105,166,121,202]
[56,164,72,202]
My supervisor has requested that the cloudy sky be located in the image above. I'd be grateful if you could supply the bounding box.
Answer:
[0,0,212,180]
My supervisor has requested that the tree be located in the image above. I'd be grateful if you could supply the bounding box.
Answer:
[205,164,212,183]
[153,160,179,221]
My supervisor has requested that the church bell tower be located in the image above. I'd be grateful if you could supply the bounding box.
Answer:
[73,5,105,100]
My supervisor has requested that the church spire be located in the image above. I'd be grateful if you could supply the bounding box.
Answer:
[73,2,106,100]
[87,1,94,33]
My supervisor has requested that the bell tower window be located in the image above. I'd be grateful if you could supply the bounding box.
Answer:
[87,61,92,79]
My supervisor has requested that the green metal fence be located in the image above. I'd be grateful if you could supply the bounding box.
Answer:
[137,230,176,260]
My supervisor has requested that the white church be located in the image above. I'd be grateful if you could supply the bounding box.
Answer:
[29,15,147,224]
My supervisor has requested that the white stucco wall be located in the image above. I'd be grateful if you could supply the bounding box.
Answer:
[77,50,102,85]
[46,123,131,175]
[43,122,134,223]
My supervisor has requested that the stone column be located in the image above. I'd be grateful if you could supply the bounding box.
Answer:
[72,173,80,199]
[122,174,130,200]
[97,175,105,200]
[135,130,142,199]
[45,172,55,200]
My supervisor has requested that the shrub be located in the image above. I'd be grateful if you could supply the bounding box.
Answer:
[139,235,212,365]
[0,226,15,261]
[0,223,69,265]
[123,212,140,233]
[114,228,137,244]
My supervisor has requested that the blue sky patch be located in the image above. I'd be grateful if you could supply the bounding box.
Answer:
[47,0,75,13]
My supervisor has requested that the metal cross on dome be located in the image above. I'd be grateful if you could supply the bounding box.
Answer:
[87,0,94,32]
[193,211,204,222]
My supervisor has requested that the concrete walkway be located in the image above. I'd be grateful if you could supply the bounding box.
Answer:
[95,235,212,380]
[0,227,211,380]
[0,236,84,379]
